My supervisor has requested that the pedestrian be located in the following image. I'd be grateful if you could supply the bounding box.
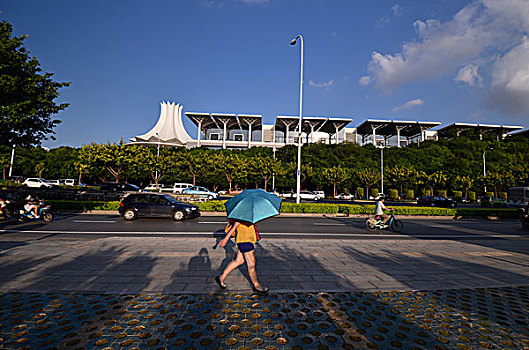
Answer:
[215,219,269,295]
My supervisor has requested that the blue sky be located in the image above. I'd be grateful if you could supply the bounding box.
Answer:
[2,0,528,148]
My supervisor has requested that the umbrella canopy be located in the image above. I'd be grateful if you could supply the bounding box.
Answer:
[224,189,282,224]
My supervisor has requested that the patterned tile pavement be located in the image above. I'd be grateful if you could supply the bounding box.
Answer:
[1,286,529,349]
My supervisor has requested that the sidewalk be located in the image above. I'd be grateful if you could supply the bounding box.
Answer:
[1,236,529,348]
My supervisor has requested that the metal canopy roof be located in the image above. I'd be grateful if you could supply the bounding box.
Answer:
[356,119,440,137]
[437,122,524,137]
[319,118,354,134]
[275,116,301,132]
[185,112,218,130]
[301,117,327,133]
[509,128,529,138]
[211,113,239,129]
[238,114,263,130]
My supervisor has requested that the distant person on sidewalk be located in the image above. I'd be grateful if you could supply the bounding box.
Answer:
[375,196,391,225]
[215,220,269,295]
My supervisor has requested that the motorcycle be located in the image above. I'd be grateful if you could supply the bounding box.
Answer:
[18,200,54,222]
[519,206,529,230]
[365,210,403,232]
[0,199,17,218]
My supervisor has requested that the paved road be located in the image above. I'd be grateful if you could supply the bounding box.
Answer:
[0,214,526,241]
[1,214,529,349]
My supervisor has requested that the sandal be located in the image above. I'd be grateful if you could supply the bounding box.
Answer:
[215,276,227,289]
[252,286,269,295]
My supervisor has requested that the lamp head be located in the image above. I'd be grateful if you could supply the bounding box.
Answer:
[290,38,297,45]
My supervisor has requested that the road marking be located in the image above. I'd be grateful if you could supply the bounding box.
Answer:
[313,223,347,226]
[1,230,527,239]
[73,220,116,223]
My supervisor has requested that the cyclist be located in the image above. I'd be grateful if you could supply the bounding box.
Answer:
[374,196,392,227]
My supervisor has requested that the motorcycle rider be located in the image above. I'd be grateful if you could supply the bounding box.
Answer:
[24,193,40,218]
[374,195,392,227]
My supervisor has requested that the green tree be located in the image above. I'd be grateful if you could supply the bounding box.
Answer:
[425,171,447,196]
[0,157,10,180]
[455,175,475,201]
[247,156,281,191]
[322,165,348,198]
[386,166,417,195]
[35,162,46,178]
[1,21,70,147]
[357,169,380,199]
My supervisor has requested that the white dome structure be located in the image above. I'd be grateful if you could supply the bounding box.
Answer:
[130,101,192,147]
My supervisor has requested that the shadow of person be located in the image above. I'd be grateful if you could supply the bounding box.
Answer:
[187,247,211,272]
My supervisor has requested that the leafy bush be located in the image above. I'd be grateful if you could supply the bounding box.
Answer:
[421,189,430,197]
[437,190,447,198]
[485,191,494,198]
[405,189,414,200]
[49,200,120,211]
[46,199,518,218]
[453,191,463,202]
[499,192,507,200]
[356,187,364,199]
[468,191,476,202]
[388,189,399,201]
[370,188,379,198]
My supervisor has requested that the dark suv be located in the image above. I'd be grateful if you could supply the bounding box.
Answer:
[118,193,200,221]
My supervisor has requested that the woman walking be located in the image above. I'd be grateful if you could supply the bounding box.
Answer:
[215,220,269,295]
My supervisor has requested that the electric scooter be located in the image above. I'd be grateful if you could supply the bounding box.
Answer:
[18,200,54,222]
[365,209,403,232]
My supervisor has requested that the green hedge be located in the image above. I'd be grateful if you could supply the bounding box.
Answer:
[48,200,518,218]
[49,200,120,211]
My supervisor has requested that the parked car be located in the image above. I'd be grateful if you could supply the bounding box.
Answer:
[172,183,193,194]
[481,196,508,208]
[59,178,76,186]
[183,186,219,200]
[293,190,322,201]
[144,184,164,192]
[417,195,457,208]
[313,190,325,198]
[48,180,62,186]
[99,182,141,192]
[22,178,53,188]
[228,188,244,195]
[335,193,354,200]
[281,191,294,198]
[118,193,200,221]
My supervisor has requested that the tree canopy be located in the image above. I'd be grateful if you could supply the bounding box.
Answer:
[0,21,70,147]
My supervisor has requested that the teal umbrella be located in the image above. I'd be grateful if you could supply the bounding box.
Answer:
[224,189,282,224]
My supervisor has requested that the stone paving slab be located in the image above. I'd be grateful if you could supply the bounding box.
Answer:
[1,287,529,349]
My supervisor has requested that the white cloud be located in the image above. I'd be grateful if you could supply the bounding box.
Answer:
[359,76,371,86]
[309,79,334,88]
[391,4,403,16]
[202,0,224,8]
[392,99,424,112]
[455,64,483,87]
[487,37,529,114]
[361,0,529,114]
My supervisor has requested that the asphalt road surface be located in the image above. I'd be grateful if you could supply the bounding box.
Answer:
[0,214,526,241]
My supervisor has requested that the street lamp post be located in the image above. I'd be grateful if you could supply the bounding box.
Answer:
[380,146,384,195]
[8,144,15,178]
[155,132,160,190]
[482,147,492,193]
[290,34,304,204]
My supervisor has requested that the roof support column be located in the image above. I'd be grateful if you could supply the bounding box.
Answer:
[248,123,252,148]
[197,120,202,147]
[395,125,406,148]
[335,125,340,144]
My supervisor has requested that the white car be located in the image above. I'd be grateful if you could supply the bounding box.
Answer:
[22,178,53,188]
[292,190,321,201]
[172,183,193,194]
[335,193,354,200]
[314,190,325,198]
[144,184,166,192]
